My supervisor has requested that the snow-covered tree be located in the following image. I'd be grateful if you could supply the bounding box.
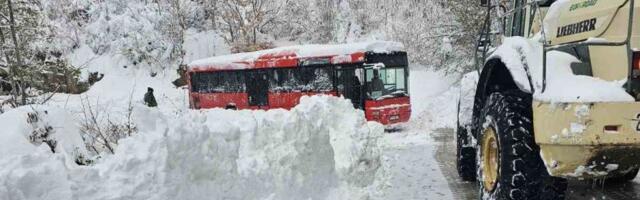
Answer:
[84,1,164,71]
[3,0,484,87]
[215,0,290,52]
[0,0,82,105]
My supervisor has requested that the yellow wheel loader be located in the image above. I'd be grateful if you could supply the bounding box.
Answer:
[455,0,640,199]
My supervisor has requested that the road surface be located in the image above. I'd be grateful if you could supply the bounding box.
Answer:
[431,128,640,200]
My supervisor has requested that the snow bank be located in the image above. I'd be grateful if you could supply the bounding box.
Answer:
[188,41,404,70]
[488,36,634,102]
[407,68,459,131]
[458,72,479,127]
[0,96,385,200]
[409,69,456,117]
[0,106,88,200]
[0,106,88,160]
[0,151,74,200]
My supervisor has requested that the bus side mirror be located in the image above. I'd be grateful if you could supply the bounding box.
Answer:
[480,0,489,7]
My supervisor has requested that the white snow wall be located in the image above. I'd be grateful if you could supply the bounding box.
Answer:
[0,96,385,200]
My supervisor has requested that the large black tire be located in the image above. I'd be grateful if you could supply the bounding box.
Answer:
[477,91,567,200]
[456,125,476,181]
[607,168,639,183]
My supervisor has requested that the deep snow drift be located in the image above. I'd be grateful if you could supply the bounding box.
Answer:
[0,106,89,200]
[0,96,386,200]
[0,106,87,159]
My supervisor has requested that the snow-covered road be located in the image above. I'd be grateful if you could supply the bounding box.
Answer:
[366,69,458,199]
[375,132,454,199]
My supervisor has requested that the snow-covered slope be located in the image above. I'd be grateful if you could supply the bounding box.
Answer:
[408,69,459,130]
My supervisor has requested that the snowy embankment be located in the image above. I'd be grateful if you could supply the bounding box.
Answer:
[0,96,386,200]
[409,69,458,131]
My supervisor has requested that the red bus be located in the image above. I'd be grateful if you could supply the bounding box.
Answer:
[187,41,411,126]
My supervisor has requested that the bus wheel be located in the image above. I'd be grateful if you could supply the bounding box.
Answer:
[456,126,476,181]
[477,90,567,200]
[225,104,238,110]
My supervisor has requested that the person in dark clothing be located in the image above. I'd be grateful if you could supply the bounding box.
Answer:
[341,72,362,108]
[144,87,158,107]
[350,75,362,108]
[370,70,385,92]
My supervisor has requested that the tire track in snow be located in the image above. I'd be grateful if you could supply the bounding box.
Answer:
[375,131,454,200]
[433,128,477,200]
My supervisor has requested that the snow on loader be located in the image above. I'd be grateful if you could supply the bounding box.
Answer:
[456,0,640,199]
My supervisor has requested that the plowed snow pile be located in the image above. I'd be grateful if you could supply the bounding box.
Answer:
[0,96,385,200]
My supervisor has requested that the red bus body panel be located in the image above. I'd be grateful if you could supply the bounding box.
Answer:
[364,97,411,125]
[192,92,411,125]
[267,92,337,109]
[192,92,339,110]
[192,93,249,109]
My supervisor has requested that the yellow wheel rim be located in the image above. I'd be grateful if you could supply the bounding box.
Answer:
[482,127,499,192]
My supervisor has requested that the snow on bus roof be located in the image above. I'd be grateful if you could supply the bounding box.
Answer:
[188,41,404,71]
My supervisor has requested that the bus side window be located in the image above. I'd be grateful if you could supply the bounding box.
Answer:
[191,71,246,93]
[190,73,199,92]
[270,68,292,92]
[227,71,245,93]
[269,67,332,92]
[297,67,316,86]
[310,68,332,91]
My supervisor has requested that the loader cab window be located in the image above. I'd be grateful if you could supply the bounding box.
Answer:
[506,0,527,37]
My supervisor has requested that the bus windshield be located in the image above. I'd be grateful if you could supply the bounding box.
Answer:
[365,67,408,100]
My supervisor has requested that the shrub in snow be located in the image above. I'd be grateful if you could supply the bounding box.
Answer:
[79,95,137,155]
[26,111,57,153]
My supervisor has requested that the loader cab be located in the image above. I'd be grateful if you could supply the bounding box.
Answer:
[474,0,558,71]
[479,0,556,37]
[460,1,640,198]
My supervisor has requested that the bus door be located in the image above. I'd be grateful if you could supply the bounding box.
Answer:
[336,67,363,109]
[246,70,269,107]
